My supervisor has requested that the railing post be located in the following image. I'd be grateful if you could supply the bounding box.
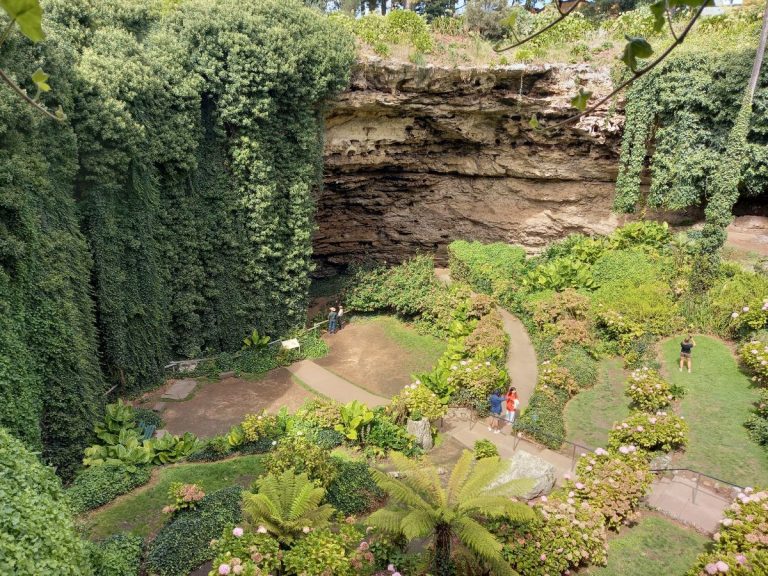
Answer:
[570,443,577,471]
[693,472,700,504]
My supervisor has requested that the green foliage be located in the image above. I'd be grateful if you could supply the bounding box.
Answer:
[523,254,597,292]
[133,407,164,430]
[164,482,205,514]
[94,400,137,446]
[609,410,688,452]
[146,486,243,576]
[242,329,270,350]
[89,533,143,576]
[390,383,447,422]
[340,9,433,52]
[264,434,338,488]
[150,432,198,465]
[83,430,154,472]
[559,346,599,390]
[365,413,420,457]
[464,309,509,363]
[241,410,282,443]
[704,271,768,335]
[745,389,768,446]
[326,458,384,516]
[282,526,373,576]
[66,464,152,514]
[208,529,281,576]
[473,438,499,459]
[516,387,567,449]
[0,427,93,575]
[368,451,535,576]
[243,469,335,544]
[1,0,44,41]
[739,339,768,386]
[448,240,527,296]
[335,400,375,441]
[625,367,676,412]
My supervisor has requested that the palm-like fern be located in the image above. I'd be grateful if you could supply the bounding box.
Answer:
[368,450,535,576]
[242,469,335,544]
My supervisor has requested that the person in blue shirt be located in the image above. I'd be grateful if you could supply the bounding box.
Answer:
[487,389,504,434]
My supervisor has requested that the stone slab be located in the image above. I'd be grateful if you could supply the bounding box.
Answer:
[218,371,236,380]
[162,379,197,400]
[152,402,167,413]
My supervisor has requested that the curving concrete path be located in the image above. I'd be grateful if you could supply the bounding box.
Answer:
[498,308,537,411]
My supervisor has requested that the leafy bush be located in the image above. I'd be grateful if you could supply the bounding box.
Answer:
[464,309,508,364]
[296,399,342,429]
[516,388,567,449]
[447,357,510,410]
[146,486,243,576]
[335,400,374,441]
[282,527,373,576]
[241,410,281,443]
[83,430,154,471]
[208,528,280,576]
[133,407,164,430]
[264,435,338,488]
[590,248,662,288]
[729,299,768,340]
[150,432,198,465]
[0,427,93,576]
[703,270,768,335]
[566,448,653,530]
[94,400,138,445]
[67,464,152,514]
[390,383,447,422]
[448,240,527,295]
[745,389,768,446]
[366,414,419,457]
[326,458,384,516]
[593,306,647,359]
[89,534,143,576]
[187,436,235,462]
[310,427,345,450]
[593,279,678,337]
[609,411,688,452]
[523,255,596,292]
[559,346,599,390]
[473,439,499,459]
[686,488,768,576]
[625,367,675,412]
[163,482,205,515]
[537,360,579,397]
[499,492,607,576]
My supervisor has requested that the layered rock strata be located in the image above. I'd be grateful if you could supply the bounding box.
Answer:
[317,59,625,273]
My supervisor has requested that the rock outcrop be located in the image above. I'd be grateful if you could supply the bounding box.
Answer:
[316,59,626,274]
[487,450,556,500]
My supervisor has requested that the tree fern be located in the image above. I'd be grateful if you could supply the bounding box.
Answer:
[243,469,334,543]
[368,450,536,576]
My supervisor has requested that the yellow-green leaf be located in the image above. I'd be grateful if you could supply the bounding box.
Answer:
[621,36,654,72]
[0,0,44,42]
[528,114,540,130]
[31,67,49,92]
[570,88,593,112]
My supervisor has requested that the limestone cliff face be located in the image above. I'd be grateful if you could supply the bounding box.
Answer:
[316,59,626,273]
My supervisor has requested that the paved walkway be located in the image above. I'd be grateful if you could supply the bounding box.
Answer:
[498,308,537,411]
[286,359,389,407]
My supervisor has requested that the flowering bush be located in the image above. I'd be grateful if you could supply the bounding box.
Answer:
[745,389,768,447]
[538,360,579,397]
[264,435,338,488]
[447,357,510,409]
[738,340,768,385]
[625,367,675,412]
[609,411,688,452]
[295,399,342,429]
[208,528,280,576]
[566,448,652,530]
[499,493,607,576]
[282,527,375,576]
[594,306,646,359]
[241,411,280,442]
[389,383,447,422]
[727,298,768,337]
[686,488,768,575]
[163,482,205,514]
[464,310,508,364]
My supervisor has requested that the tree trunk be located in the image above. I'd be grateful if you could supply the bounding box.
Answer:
[702,1,768,253]
[435,523,452,576]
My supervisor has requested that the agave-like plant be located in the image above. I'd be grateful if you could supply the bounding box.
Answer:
[243,469,335,544]
[368,451,536,576]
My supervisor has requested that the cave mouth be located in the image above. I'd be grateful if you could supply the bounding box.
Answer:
[733,192,768,217]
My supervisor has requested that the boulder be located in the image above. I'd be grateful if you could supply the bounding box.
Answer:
[406,418,433,451]
[488,450,556,500]
[649,453,672,471]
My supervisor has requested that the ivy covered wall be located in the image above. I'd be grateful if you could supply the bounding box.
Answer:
[0,0,353,477]
[615,41,768,215]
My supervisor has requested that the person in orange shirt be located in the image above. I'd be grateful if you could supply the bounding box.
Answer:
[505,386,519,425]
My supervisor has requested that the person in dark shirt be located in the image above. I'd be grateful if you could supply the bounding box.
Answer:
[328,307,338,334]
[679,335,696,373]
[487,389,504,434]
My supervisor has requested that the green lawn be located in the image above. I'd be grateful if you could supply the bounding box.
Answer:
[662,336,768,487]
[369,315,447,360]
[585,514,708,576]
[81,455,264,540]
[564,358,630,449]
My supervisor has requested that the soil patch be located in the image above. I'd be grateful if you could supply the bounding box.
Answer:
[314,317,445,398]
[137,369,315,437]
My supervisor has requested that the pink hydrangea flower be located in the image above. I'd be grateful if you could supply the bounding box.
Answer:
[387,565,396,573]
[704,563,718,575]
[232,527,244,537]
[302,526,311,533]
[257,525,267,534]
[715,560,729,572]
[575,482,585,490]
[595,448,608,456]
[218,564,231,575]
[736,554,747,565]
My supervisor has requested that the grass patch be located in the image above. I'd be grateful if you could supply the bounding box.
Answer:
[585,513,708,576]
[81,455,264,541]
[564,358,630,449]
[364,315,447,361]
[662,335,768,486]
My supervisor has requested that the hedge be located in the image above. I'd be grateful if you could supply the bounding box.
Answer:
[89,534,143,576]
[67,465,152,514]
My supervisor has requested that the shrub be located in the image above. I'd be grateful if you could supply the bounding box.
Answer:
[389,383,447,422]
[593,280,678,336]
[744,389,768,446]
[448,240,527,295]
[89,534,143,576]
[625,367,675,412]
[264,435,338,488]
[150,432,198,465]
[447,357,510,409]
[415,285,475,338]
[241,410,281,443]
[704,270,768,335]
[146,486,243,576]
[566,448,653,530]
[0,427,93,576]
[516,388,567,449]
[738,340,768,385]
[366,414,419,457]
[559,346,599,390]
[296,398,342,429]
[473,439,499,459]
[67,464,152,514]
[686,488,768,576]
[464,309,508,364]
[326,458,384,516]
[537,360,579,397]
[133,407,164,430]
[530,289,595,353]
[282,527,373,576]
[385,9,434,52]
[609,411,688,452]
[163,482,205,515]
[523,255,596,291]
[499,493,607,576]
[310,427,345,450]
[208,528,280,576]
[335,400,374,441]
[728,300,768,339]
[593,306,647,359]
[187,436,234,462]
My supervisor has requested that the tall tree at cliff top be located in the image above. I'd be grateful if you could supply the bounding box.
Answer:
[701,3,768,253]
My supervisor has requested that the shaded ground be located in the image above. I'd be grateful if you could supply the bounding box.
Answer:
[315,316,446,397]
[662,336,768,487]
[137,369,315,437]
[584,512,708,576]
[564,358,630,450]
[726,215,768,257]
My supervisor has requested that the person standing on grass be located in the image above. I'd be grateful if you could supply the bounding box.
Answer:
[328,307,338,335]
[679,335,696,373]
[505,386,519,425]
[488,389,504,434]
[337,304,345,330]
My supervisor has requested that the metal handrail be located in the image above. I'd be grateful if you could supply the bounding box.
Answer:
[649,467,743,490]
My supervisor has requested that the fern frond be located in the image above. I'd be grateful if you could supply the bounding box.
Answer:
[288,481,325,521]
[483,478,536,499]
[457,456,506,501]
[454,516,516,576]
[367,508,409,535]
[401,509,437,541]
[371,469,434,511]
[460,496,536,523]
[447,450,474,506]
